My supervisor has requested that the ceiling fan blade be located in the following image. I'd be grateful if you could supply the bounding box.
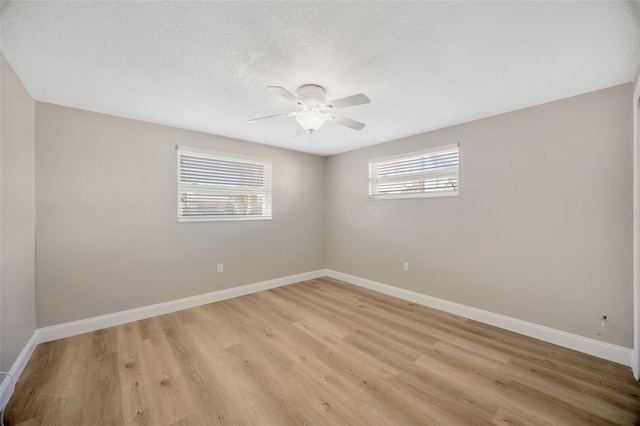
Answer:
[321,93,370,110]
[325,113,366,131]
[267,86,301,104]
[248,112,297,122]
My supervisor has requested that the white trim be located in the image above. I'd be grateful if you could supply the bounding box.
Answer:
[176,145,272,165]
[36,270,324,344]
[368,143,459,201]
[369,191,459,200]
[325,269,633,366]
[0,332,38,411]
[369,142,459,164]
[177,146,273,223]
[2,270,325,409]
[177,216,272,223]
[633,68,640,379]
[3,266,632,409]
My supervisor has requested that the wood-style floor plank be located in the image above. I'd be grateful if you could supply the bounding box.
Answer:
[5,277,640,425]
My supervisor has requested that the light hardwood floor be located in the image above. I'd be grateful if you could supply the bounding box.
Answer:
[5,277,640,425]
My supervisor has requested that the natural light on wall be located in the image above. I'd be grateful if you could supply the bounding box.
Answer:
[177,146,272,222]
[368,143,459,200]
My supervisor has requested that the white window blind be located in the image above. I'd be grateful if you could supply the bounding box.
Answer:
[177,147,272,222]
[369,143,459,200]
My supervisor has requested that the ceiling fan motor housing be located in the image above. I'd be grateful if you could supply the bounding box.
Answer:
[297,84,326,106]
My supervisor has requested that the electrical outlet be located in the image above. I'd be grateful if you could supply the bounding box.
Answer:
[403,262,409,272]
[217,263,224,273]
[598,315,607,336]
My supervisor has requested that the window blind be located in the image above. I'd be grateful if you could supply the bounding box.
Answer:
[177,147,272,222]
[369,143,459,200]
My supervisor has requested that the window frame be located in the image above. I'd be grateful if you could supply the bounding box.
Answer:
[176,146,272,223]
[368,143,459,200]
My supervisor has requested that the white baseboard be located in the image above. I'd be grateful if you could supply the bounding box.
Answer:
[324,269,633,366]
[2,270,325,411]
[2,267,631,410]
[0,331,38,411]
[36,269,325,344]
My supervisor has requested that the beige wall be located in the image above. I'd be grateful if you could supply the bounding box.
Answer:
[325,83,634,348]
[16,76,637,351]
[35,103,325,327]
[1,55,36,371]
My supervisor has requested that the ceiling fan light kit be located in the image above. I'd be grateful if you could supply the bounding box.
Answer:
[249,84,370,134]
[296,108,327,132]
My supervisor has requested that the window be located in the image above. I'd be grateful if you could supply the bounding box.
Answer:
[177,147,272,222]
[369,143,459,200]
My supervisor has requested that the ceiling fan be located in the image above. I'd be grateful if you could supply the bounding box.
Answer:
[249,84,370,133]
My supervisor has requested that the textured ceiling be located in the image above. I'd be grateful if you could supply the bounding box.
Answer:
[1,1,639,156]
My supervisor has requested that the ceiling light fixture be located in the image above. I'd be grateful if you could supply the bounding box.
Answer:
[295,107,327,132]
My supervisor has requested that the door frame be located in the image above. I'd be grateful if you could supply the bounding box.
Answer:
[633,68,640,379]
